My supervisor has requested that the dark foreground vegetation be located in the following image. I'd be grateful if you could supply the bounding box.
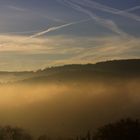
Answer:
[1,118,140,140]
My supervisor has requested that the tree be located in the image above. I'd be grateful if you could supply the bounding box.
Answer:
[0,126,32,140]
[93,118,140,140]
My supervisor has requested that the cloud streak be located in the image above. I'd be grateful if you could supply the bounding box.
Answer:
[75,0,140,22]
[57,0,129,37]
[0,34,139,71]
[7,5,26,12]
[51,36,140,66]
[1,30,40,35]
[118,6,140,13]
[27,18,90,39]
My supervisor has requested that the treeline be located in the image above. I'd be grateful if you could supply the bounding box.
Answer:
[1,118,140,140]
[38,59,140,74]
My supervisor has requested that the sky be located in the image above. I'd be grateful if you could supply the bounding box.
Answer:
[0,0,140,71]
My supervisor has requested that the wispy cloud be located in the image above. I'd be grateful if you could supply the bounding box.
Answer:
[0,34,139,70]
[0,0,139,71]
[7,5,26,12]
[57,0,130,37]
[5,5,64,23]
[1,30,40,35]
[118,6,140,13]
[0,18,90,48]
[50,36,140,66]
[75,0,140,21]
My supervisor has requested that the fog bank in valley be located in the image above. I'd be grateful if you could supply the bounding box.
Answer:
[0,77,140,137]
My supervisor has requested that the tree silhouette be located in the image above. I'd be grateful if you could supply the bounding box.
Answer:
[0,126,32,140]
[93,118,140,140]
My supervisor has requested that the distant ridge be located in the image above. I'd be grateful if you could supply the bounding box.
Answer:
[0,59,139,73]
[0,59,139,84]
[18,59,140,84]
[40,59,140,73]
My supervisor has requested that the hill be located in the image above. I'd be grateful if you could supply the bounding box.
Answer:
[20,59,140,84]
[0,59,140,137]
[0,59,139,84]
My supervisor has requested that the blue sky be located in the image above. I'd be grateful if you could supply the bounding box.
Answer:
[0,0,140,71]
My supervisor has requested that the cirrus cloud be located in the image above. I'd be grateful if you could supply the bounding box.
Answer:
[0,34,139,71]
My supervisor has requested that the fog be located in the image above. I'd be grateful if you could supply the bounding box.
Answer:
[0,78,140,138]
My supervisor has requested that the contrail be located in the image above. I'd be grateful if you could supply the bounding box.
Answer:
[76,0,140,22]
[58,0,129,37]
[27,18,90,39]
[117,6,140,13]
[0,18,91,48]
